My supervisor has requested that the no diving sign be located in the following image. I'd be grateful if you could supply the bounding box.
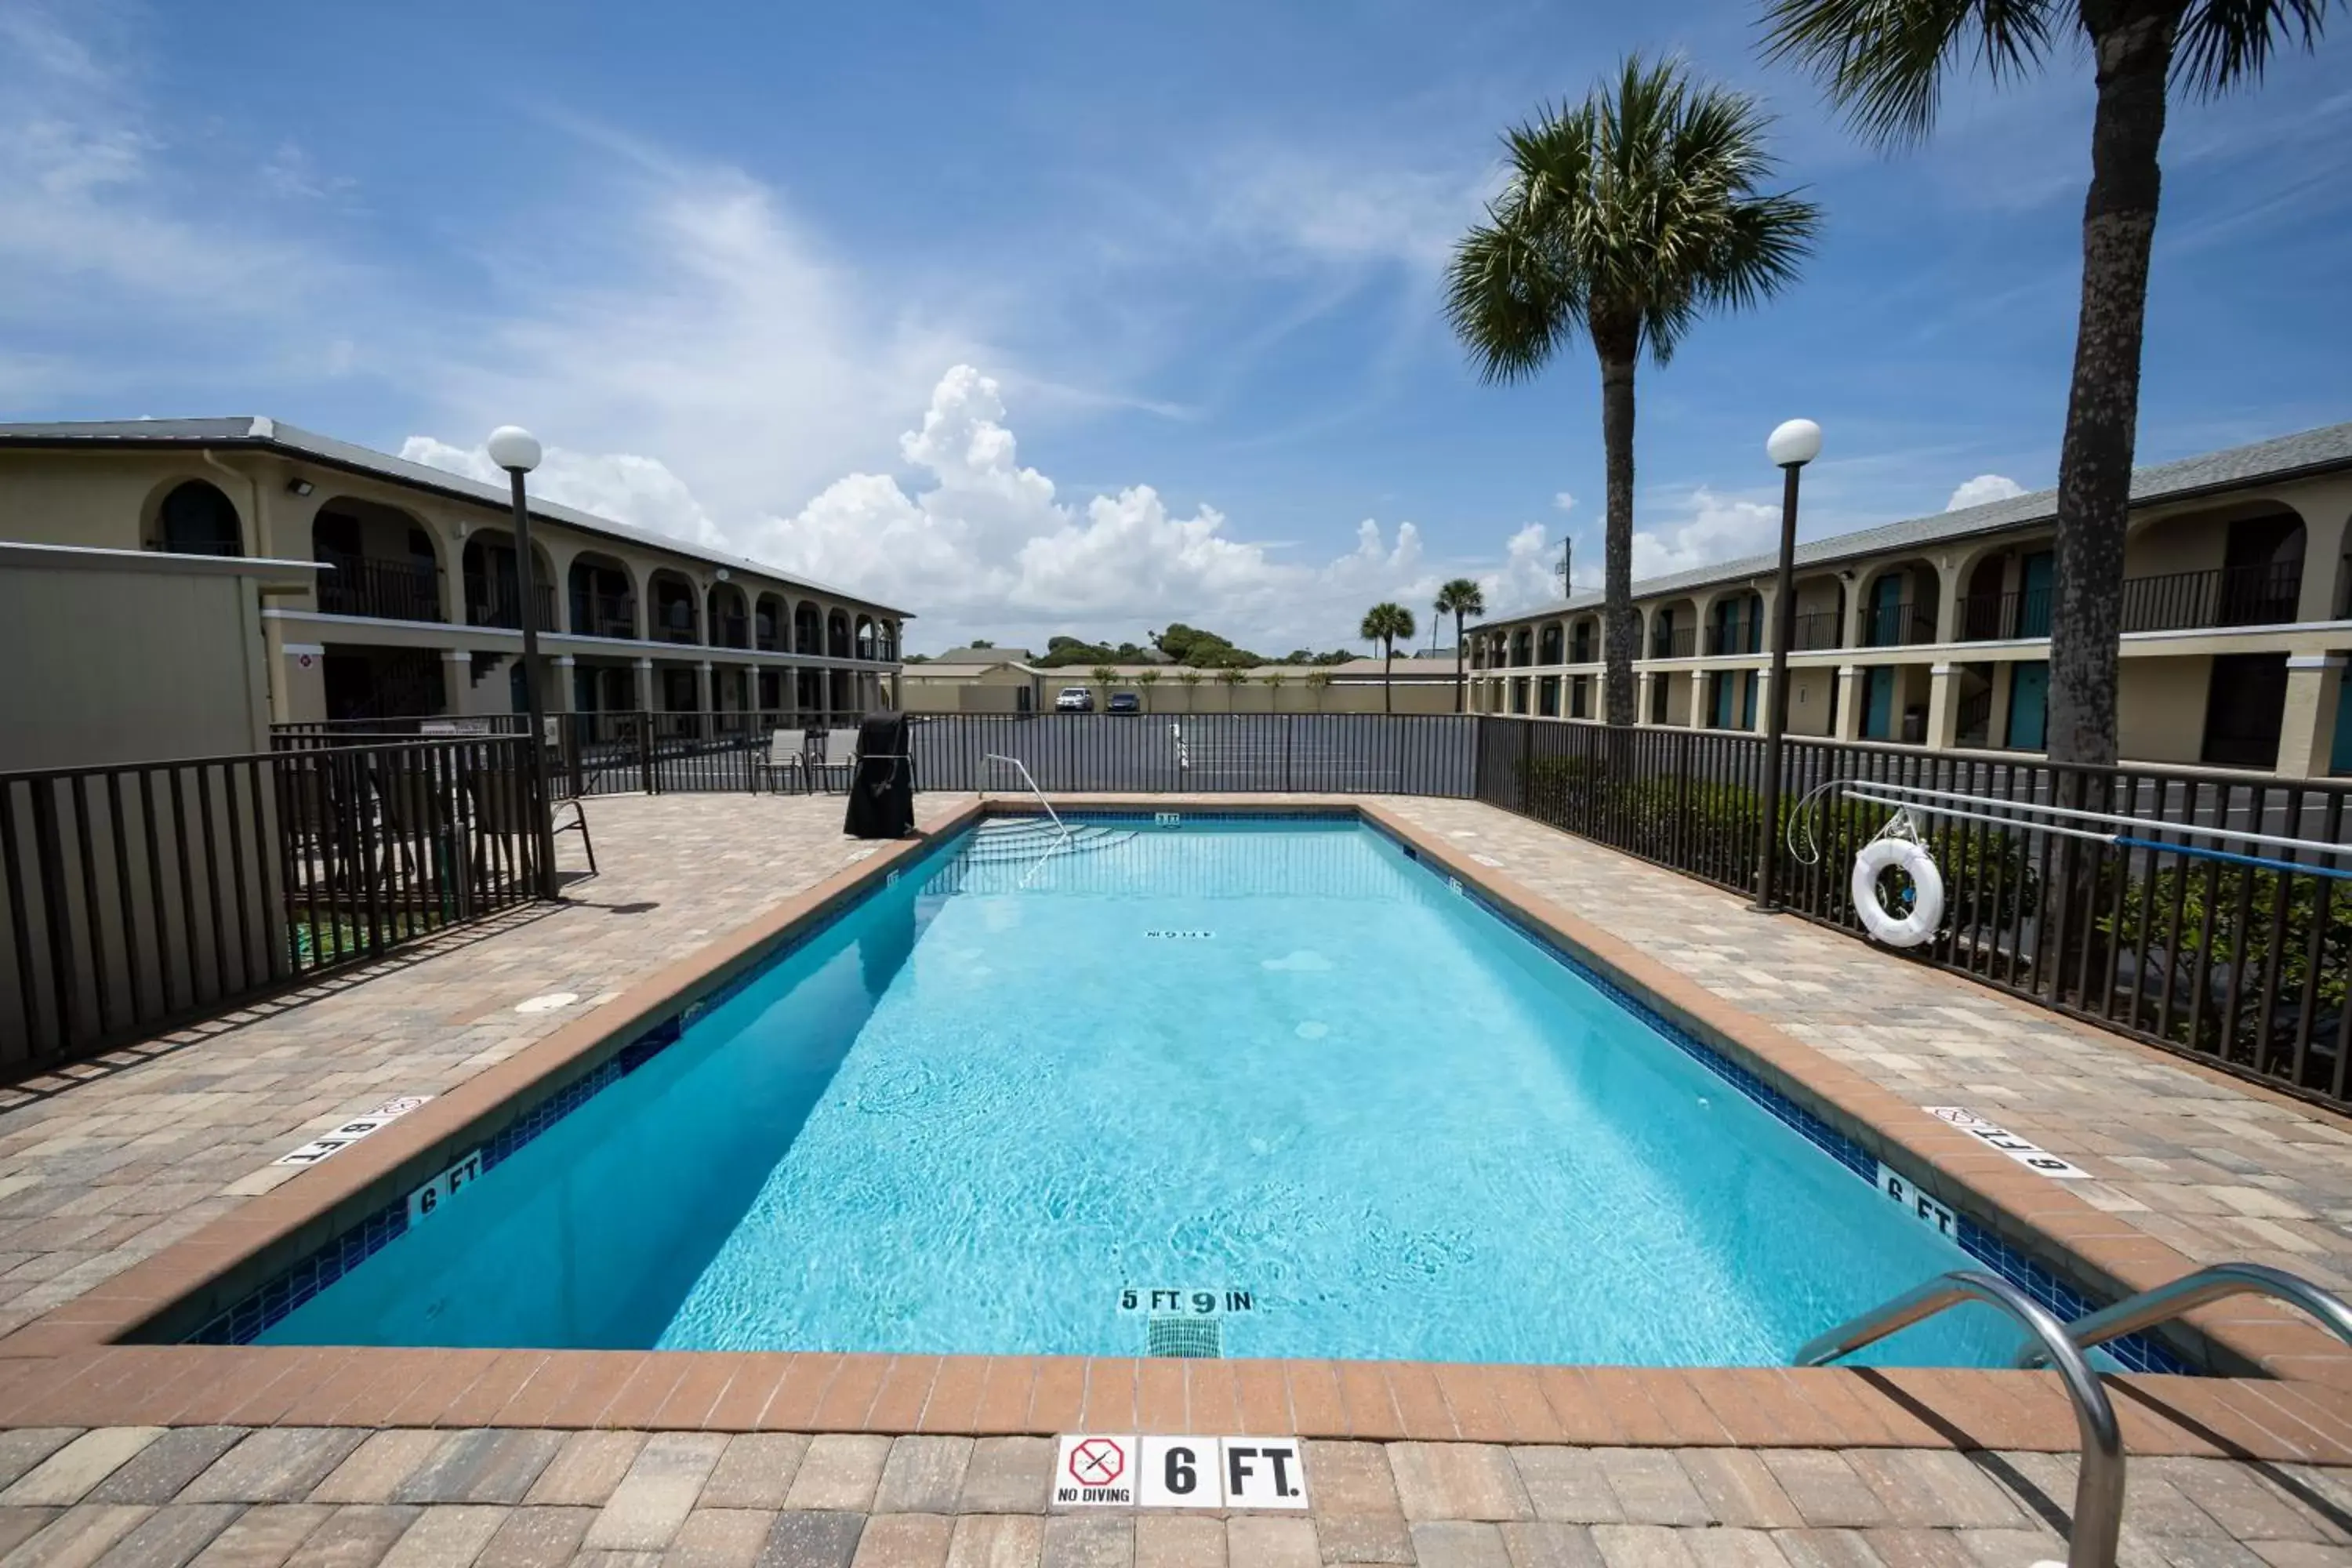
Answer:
[1055,1436,1307,1510]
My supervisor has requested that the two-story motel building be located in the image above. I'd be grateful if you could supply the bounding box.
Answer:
[0,419,909,727]
[1465,422,2352,778]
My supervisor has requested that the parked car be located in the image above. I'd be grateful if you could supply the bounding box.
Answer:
[1108,692,1141,716]
[1056,686,1095,712]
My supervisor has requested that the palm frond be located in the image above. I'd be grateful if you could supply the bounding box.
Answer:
[1760,0,2059,146]
[2175,0,2339,95]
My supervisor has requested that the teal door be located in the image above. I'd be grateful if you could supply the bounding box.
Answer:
[2332,667,2352,775]
[1863,667,1894,739]
[1713,673,1734,728]
[2008,661,2049,751]
[1740,673,1756,729]
[2019,552,2053,638]
[1870,575,1904,644]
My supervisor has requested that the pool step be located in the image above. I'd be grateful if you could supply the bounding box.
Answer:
[962,819,1137,863]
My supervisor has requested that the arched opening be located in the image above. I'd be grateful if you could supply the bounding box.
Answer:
[1648,597,1698,659]
[1569,615,1599,664]
[1705,592,1764,656]
[794,602,823,655]
[1857,559,1940,646]
[2125,504,2307,631]
[648,569,700,644]
[568,552,636,638]
[754,593,786,652]
[461,532,556,630]
[1790,574,1846,650]
[153,480,243,557]
[828,608,851,659]
[1537,621,1564,665]
[708,582,750,648]
[855,615,877,661]
[312,497,440,621]
[1509,626,1533,666]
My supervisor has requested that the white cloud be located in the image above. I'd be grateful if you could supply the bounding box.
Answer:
[1630,488,1783,579]
[1552,491,1576,514]
[1947,474,2027,510]
[411,365,1555,653]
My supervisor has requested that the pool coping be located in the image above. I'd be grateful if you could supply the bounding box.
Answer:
[0,791,2346,1465]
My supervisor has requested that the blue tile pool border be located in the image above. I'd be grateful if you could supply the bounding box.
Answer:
[178,800,2195,1373]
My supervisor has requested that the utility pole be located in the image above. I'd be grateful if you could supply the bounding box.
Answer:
[1557,536,1574,597]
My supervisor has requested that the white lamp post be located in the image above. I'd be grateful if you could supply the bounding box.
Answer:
[1754,418,1821,912]
[488,425,559,898]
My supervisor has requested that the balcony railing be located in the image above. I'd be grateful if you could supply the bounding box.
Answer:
[1861,601,1936,648]
[1650,627,1696,659]
[756,616,782,652]
[463,582,557,631]
[1791,611,1842,652]
[2120,561,2303,633]
[1958,588,2053,642]
[1703,625,1762,657]
[652,603,700,644]
[572,593,637,639]
[713,614,750,650]
[316,550,443,623]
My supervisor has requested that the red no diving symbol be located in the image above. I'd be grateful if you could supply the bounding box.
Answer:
[1069,1438,1125,1486]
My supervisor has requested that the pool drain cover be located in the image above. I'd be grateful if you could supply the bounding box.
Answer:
[1147,1316,1222,1358]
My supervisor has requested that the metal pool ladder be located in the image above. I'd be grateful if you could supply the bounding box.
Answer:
[1795,1263,2352,1568]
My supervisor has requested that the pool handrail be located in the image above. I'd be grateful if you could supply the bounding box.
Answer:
[1794,1269,2122,1568]
[2014,1261,2352,1370]
[982,753,1074,862]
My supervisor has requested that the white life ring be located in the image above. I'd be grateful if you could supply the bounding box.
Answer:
[1852,837,1945,948]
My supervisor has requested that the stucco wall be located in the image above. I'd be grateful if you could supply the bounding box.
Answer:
[0,553,277,768]
[2118,655,2213,766]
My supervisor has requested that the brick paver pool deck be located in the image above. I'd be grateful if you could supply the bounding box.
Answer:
[0,792,2346,1566]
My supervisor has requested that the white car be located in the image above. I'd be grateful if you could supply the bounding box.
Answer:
[1056,686,1095,712]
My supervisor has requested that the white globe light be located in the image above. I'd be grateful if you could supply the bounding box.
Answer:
[1766,418,1822,468]
[485,425,543,474]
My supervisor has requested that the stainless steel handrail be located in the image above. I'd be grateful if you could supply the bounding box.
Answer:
[981,755,1074,881]
[1795,1270,2122,1568]
[2017,1262,2352,1369]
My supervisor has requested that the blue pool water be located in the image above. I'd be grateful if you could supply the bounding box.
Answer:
[260,816,2035,1366]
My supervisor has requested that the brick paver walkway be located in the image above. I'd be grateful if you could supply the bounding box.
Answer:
[0,1430,2342,1567]
[1372,798,2352,1294]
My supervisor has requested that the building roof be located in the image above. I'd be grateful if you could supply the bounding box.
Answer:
[0,416,913,619]
[1475,419,2352,630]
[920,646,1035,665]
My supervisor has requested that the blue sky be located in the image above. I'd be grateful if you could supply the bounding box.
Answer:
[2,0,2345,652]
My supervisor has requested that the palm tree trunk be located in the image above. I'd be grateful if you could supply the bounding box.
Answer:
[1384,643,1395,713]
[2045,0,2180,768]
[1595,332,1639,727]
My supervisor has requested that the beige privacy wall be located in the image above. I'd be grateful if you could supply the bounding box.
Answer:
[0,543,306,770]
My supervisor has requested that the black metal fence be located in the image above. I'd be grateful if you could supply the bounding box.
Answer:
[1,738,543,1071]
[1477,717,2351,1112]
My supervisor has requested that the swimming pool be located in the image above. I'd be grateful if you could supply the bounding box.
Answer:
[248,814,2079,1367]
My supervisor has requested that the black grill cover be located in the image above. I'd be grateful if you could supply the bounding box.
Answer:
[844,712,915,838]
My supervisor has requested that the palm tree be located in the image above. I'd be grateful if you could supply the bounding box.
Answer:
[1360,603,1415,713]
[1761,2,2333,766]
[1136,668,1160,713]
[1446,57,1820,727]
[1433,579,1486,713]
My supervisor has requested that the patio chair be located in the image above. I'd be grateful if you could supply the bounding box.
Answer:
[465,766,598,884]
[754,728,808,794]
[813,728,860,793]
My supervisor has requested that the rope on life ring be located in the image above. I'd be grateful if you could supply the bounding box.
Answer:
[1851,811,1944,948]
